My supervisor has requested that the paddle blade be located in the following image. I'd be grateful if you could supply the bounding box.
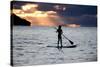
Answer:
[69,40,74,45]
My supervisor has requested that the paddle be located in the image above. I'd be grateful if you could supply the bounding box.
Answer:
[54,27,74,45]
[62,34,74,45]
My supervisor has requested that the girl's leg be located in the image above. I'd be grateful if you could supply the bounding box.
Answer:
[57,39,59,47]
[60,38,63,47]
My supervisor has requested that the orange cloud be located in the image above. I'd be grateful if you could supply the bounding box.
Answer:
[12,3,64,26]
[12,9,24,14]
[21,4,38,13]
[46,11,57,15]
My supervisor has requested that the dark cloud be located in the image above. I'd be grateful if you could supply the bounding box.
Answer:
[77,15,97,27]
[63,15,97,27]
[59,5,97,17]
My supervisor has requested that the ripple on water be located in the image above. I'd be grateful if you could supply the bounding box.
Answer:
[25,51,37,53]
[17,53,24,56]
[37,43,44,45]
[79,49,84,51]
[17,46,25,47]
[49,58,56,60]
[58,58,64,61]
[92,47,96,49]
[16,42,22,44]
[89,52,94,54]
[15,47,24,50]
[49,53,55,55]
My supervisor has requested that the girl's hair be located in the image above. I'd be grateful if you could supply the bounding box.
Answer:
[59,25,62,29]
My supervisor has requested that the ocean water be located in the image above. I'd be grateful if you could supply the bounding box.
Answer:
[12,26,97,66]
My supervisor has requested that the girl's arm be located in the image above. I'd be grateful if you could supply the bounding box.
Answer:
[56,29,58,33]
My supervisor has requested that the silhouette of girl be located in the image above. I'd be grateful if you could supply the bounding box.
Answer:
[56,25,63,48]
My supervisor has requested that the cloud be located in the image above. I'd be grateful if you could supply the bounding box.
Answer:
[21,4,38,13]
[64,15,97,27]
[12,3,97,27]
[77,15,97,27]
[66,17,78,22]
[12,9,24,14]
[53,5,67,11]
[12,4,64,26]
[46,11,57,15]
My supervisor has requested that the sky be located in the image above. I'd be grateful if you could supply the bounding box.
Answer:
[11,1,97,27]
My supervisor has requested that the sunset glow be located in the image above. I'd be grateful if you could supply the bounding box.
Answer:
[11,1,97,27]
[12,9,24,14]
[12,4,64,26]
[64,24,80,28]
[22,4,38,12]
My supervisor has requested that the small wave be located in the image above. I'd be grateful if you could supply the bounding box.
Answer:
[16,42,22,44]
[18,53,24,56]
[58,58,64,61]
[25,51,36,53]
[37,43,44,45]
[15,48,24,50]
[79,50,84,51]
[89,52,94,54]
[49,58,56,60]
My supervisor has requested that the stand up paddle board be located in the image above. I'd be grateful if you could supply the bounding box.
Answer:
[47,45,77,48]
